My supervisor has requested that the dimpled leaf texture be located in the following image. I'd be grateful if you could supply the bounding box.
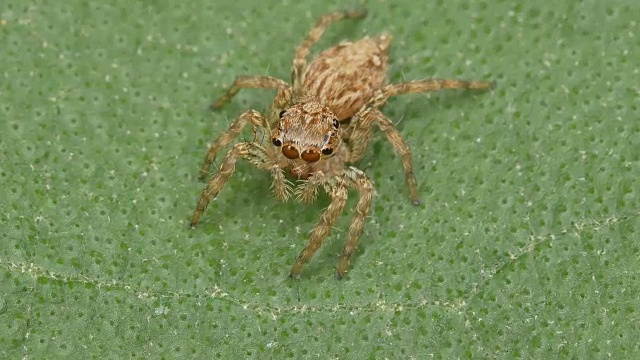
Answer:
[1,0,639,358]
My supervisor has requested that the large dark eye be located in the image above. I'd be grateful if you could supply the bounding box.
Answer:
[282,145,300,159]
[332,119,340,128]
[272,138,282,147]
[279,110,286,118]
[301,149,320,163]
[321,148,333,155]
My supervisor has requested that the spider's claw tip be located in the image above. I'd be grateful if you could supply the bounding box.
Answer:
[355,8,368,18]
[411,199,421,206]
[288,272,301,280]
[189,222,198,229]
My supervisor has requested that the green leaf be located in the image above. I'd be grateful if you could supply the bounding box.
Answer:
[1,0,639,358]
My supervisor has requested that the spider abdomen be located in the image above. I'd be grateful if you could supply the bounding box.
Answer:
[302,35,391,120]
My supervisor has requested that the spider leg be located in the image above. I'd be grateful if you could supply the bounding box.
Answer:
[191,142,274,227]
[291,9,367,98]
[211,75,290,110]
[349,108,421,205]
[369,78,494,109]
[336,167,373,279]
[289,172,348,278]
[289,167,373,279]
[199,110,269,180]
[348,78,493,205]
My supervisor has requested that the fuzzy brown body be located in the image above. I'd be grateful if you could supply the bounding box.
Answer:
[279,35,391,180]
[302,35,391,121]
[191,10,493,278]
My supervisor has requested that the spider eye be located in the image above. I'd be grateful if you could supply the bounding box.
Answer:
[282,145,300,159]
[279,110,286,118]
[301,149,320,163]
[332,119,340,128]
[272,138,282,147]
[321,148,333,156]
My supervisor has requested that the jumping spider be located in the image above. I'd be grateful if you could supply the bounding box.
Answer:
[190,10,492,279]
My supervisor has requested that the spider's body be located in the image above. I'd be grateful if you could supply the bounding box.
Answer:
[190,10,492,278]
[301,35,390,121]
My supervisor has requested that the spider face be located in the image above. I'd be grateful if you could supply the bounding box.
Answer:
[271,102,341,163]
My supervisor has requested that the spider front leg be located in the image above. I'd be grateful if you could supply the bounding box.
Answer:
[349,108,421,205]
[211,75,290,110]
[199,110,269,180]
[191,142,275,227]
[291,9,367,98]
[290,167,373,279]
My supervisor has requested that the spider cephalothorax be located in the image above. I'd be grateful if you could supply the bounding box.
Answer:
[271,102,342,179]
[190,10,492,278]
[273,102,341,162]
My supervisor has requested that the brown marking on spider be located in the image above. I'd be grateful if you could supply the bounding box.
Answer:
[190,10,493,279]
